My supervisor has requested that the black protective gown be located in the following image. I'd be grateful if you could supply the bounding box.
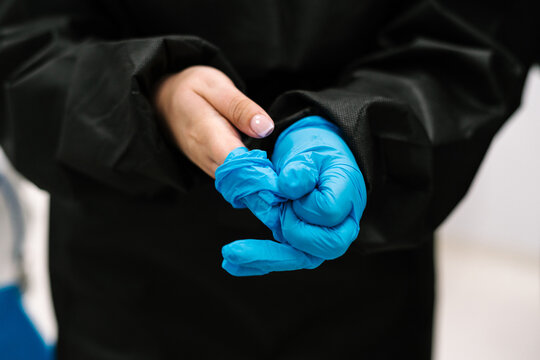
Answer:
[1,0,539,359]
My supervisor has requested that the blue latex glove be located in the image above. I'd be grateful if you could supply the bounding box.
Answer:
[0,285,53,360]
[215,148,324,276]
[216,116,366,276]
[272,116,367,257]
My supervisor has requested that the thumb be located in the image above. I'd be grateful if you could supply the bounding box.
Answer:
[277,153,319,200]
[203,78,274,138]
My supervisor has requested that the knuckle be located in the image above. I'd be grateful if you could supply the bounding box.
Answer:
[185,75,206,93]
[199,70,222,88]
[313,193,343,221]
[323,233,349,259]
[182,66,223,90]
[282,222,308,249]
[326,243,346,260]
[228,96,252,123]
[321,204,341,220]
[187,65,217,77]
[171,86,191,105]
[178,66,204,84]
[320,189,353,219]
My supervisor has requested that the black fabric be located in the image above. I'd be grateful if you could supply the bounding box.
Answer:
[49,184,435,360]
[0,0,538,359]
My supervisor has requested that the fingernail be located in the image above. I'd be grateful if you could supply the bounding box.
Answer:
[250,114,274,137]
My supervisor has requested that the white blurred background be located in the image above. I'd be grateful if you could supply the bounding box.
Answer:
[435,66,540,359]
[4,67,540,359]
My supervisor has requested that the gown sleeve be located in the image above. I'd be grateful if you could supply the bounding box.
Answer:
[262,1,535,252]
[0,0,241,197]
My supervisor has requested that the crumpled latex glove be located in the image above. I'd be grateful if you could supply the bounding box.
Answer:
[215,116,367,276]
[215,147,324,276]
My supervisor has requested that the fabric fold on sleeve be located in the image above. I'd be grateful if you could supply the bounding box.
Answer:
[263,1,529,252]
[1,9,242,197]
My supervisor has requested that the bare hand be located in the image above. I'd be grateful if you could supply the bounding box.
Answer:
[155,66,274,177]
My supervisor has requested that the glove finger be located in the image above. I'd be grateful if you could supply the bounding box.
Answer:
[223,257,323,277]
[215,147,284,209]
[277,153,319,200]
[292,166,357,227]
[222,239,324,274]
[281,202,360,259]
[222,260,270,276]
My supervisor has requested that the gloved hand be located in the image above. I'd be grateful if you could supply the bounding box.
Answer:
[215,147,324,276]
[215,116,367,276]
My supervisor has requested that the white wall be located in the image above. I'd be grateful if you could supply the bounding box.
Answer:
[438,66,540,257]
[435,67,540,360]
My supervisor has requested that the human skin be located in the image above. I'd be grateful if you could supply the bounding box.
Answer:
[154,66,274,177]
